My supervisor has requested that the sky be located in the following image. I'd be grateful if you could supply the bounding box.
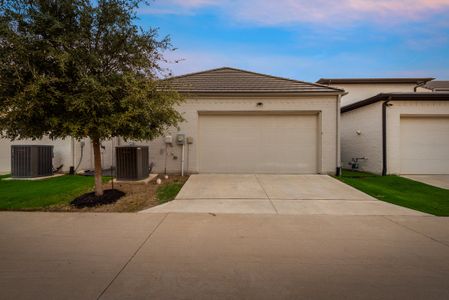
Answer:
[138,0,449,81]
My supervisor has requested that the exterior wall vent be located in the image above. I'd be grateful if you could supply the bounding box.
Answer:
[11,145,54,178]
[116,146,149,181]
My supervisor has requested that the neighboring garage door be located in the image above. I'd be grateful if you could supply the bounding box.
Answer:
[400,116,449,174]
[198,113,318,174]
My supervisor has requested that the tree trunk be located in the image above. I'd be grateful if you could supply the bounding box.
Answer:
[92,138,103,196]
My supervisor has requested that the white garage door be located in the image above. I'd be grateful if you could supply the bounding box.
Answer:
[400,117,449,174]
[198,113,318,174]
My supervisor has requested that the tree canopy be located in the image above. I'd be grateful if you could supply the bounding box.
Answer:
[0,0,183,195]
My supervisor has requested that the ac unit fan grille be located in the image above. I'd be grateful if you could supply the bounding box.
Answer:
[116,146,149,181]
[11,145,53,178]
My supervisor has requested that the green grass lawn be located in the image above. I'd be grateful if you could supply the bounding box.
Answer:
[337,170,449,216]
[0,174,110,210]
[155,180,185,204]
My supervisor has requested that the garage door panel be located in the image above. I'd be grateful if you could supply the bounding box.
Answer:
[400,117,449,174]
[198,114,318,174]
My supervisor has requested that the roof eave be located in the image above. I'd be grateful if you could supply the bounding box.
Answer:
[176,90,346,97]
[341,93,449,113]
[317,78,435,85]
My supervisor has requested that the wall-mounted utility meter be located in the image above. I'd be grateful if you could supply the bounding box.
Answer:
[176,134,186,145]
[164,135,173,144]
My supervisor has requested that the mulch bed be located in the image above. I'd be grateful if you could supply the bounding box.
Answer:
[70,189,125,208]
[48,175,189,212]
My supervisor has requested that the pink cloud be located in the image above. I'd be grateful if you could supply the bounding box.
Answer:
[163,0,221,9]
[147,0,449,25]
[347,0,449,19]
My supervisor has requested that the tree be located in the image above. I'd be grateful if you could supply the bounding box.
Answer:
[0,0,183,196]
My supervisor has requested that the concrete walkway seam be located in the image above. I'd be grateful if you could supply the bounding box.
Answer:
[97,213,168,299]
[382,215,449,248]
[255,174,279,214]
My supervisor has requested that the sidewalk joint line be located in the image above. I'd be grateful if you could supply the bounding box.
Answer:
[382,216,449,248]
[255,175,279,214]
[97,213,168,299]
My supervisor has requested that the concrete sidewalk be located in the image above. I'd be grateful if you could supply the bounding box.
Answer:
[141,174,426,215]
[0,212,448,299]
[402,174,449,190]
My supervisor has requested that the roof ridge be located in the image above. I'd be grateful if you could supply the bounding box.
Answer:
[168,67,344,92]
[220,67,344,92]
[165,67,232,80]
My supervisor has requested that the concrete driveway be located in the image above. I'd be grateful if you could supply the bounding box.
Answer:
[142,174,426,215]
[1,212,448,299]
[402,175,449,190]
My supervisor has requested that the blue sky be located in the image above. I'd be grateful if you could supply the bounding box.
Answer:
[138,0,449,81]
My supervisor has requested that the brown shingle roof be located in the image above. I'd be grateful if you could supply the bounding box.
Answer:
[166,67,344,94]
[421,80,449,91]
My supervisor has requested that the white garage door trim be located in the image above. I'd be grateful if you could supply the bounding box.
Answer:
[197,111,321,174]
[400,115,449,175]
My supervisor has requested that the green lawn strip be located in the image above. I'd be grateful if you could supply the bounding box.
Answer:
[0,175,111,210]
[336,170,449,216]
[156,181,185,204]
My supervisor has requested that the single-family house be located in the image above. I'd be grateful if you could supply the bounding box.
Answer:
[145,67,345,174]
[318,78,449,175]
[0,67,345,175]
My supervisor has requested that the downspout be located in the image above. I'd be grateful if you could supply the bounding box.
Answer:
[382,98,392,176]
[414,80,427,92]
[336,94,342,176]
[70,137,75,175]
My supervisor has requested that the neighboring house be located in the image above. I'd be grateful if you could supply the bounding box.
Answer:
[144,67,345,174]
[318,77,449,175]
[416,80,449,92]
[0,67,345,175]
[316,78,433,106]
[340,93,449,175]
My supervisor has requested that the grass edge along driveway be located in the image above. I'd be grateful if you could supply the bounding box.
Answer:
[336,170,449,216]
[155,180,185,204]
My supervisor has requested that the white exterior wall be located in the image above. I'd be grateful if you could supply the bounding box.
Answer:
[328,83,416,106]
[1,95,339,175]
[74,138,116,171]
[415,86,433,92]
[0,137,73,173]
[0,137,116,173]
[125,95,339,175]
[0,139,11,173]
[386,100,449,174]
[341,102,383,174]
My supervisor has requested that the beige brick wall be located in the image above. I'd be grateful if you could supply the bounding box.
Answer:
[1,95,339,175]
[128,95,339,174]
[0,137,117,173]
[329,83,416,106]
[341,102,383,174]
